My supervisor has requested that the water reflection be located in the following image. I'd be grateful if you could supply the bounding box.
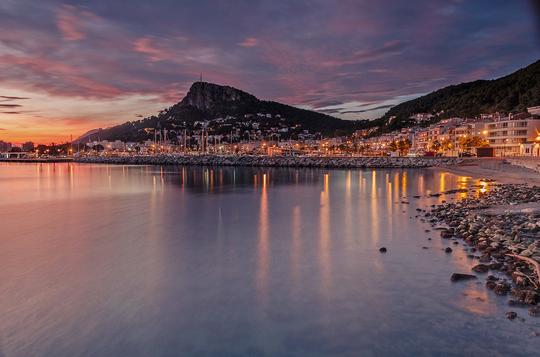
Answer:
[319,173,331,297]
[256,173,269,305]
[1,163,528,357]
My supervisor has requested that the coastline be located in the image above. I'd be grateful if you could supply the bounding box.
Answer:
[0,158,74,163]
[417,159,540,321]
[435,158,540,185]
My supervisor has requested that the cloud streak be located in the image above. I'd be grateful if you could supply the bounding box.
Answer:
[0,96,29,100]
[0,104,22,108]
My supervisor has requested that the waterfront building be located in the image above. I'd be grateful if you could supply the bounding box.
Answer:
[486,113,540,156]
[410,113,434,123]
[22,142,35,151]
[520,142,540,157]
[528,106,540,116]
[0,140,12,152]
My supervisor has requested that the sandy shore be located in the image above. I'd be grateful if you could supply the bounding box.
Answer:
[436,158,540,185]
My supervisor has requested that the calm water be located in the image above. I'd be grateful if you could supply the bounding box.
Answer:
[0,163,538,356]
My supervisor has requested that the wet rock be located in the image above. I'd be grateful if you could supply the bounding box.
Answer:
[451,273,477,282]
[479,253,491,263]
[440,230,453,239]
[529,307,540,317]
[445,247,453,253]
[508,299,528,307]
[506,311,518,320]
[379,247,387,253]
[494,282,511,296]
[472,264,489,273]
[486,281,497,290]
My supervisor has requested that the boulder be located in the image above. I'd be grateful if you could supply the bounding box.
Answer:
[451,273,477,282]
[471,264,489,273]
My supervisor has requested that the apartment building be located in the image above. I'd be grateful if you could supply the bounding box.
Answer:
[486,113,540,156]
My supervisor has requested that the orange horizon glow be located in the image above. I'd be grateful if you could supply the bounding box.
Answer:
[0,87,169,146]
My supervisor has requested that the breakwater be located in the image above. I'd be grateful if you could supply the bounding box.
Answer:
[75,154,462,168]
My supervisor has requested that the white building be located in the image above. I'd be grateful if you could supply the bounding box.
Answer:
[486,113,540,156]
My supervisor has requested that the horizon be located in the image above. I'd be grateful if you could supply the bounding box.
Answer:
[1,0,539,144]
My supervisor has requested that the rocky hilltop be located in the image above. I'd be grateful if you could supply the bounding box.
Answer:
[75,82,362,143]
[179,82,258,112]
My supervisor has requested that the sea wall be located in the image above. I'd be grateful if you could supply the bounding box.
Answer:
[75,154,462,168]
[505,157,540,174]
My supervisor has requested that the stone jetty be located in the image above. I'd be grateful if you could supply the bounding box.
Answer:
[75,154,462,168]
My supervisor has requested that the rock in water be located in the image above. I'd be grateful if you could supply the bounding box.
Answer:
[451,273,477,282]
[440,230,454,239]
[529,307,540,317]
[379,247,387,253]
[494,282,511,296]
[472,264,489,273]
[506,311,518,320]
[445,247,453,253]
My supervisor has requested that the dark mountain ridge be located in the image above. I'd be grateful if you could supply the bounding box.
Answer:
[376,59,540,132]
[76,82,362,143]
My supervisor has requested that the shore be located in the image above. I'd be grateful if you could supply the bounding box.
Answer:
[415,170,540,321]
[436,158,540,185]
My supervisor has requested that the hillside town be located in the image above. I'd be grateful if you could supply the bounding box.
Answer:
[2,106,540,160]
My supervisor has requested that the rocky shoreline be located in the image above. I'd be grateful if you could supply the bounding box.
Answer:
[75,154,462,168]
[418,184,540,320]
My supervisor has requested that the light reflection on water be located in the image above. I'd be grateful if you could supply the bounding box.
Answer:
[0,163,538,357]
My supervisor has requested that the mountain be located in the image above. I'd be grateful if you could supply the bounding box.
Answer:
[76,82,363,143]
[377,59,540,132]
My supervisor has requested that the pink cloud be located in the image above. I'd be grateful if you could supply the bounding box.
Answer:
[133,36,171,61]
[238,37,259,47]
[0,54,122,98]
[322,40,405,67]
[56,5,99,41]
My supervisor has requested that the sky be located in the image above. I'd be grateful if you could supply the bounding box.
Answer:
[0,0,539,144]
